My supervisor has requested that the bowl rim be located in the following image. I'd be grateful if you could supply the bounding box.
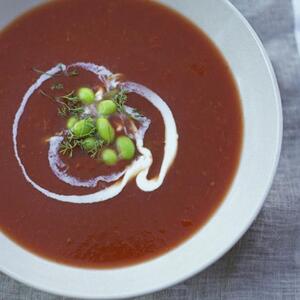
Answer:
[0,0,282,299]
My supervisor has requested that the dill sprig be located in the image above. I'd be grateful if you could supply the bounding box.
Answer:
[69,106,85,116]
[67,69,79,77]
[58,106,68,117]
[39,89,83,118]
[51,82,64,90]
[61,90,79,103]
[83,139,105,158]
[36,71,139,163]
[59,134,81,157]
[39,89,56,101]
[112,89,128,113]
[60,132,104,158]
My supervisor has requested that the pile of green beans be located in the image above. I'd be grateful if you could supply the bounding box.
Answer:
[63,87,136,166]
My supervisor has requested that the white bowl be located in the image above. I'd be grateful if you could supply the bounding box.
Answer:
[0,0,282,298]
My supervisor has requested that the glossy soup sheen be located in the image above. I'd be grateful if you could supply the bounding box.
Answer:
[0,0,243,268]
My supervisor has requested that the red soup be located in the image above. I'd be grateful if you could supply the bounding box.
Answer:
[0,0,243,268]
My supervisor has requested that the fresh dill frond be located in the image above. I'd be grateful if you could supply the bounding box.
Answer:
[39,89,56,101]
[61,90,79,102]
[39,89,72,117]
[85,139,105,159]
[69,106,84,116]
[59,134,80,157]
[51,82,64,90]
[55,91,83,118]
[112,89,128,113]
[60,130,104,158]
[67,69,79,77]
[57,106,68,117]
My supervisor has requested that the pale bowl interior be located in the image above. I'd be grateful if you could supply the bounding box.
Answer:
[0,0,282,299]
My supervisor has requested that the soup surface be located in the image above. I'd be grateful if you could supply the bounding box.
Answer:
[0,0,242,268]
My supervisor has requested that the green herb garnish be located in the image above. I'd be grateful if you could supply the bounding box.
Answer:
[59,134,81,157]
[37,70,138,165]
[58,106,68,117]
[60,130,104,159]
[112,89,128,113]
[51,83,64,90]
[61,90,79,103]
[39,89,84,118]
[39,89,56,101]
[81,138,105,158]
[67,69,79,77]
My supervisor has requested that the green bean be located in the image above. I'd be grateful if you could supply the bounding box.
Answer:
[66,116,78,129]
[71,118,95,138]
[97,100,117,116]
[82,137,98,151]
[77,87,95,105]
[116,136,136,160]
[96,117,115,143]
[101,148,118,166]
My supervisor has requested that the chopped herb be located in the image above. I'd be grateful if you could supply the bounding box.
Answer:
[60,131,104,159]
[67,69,79,77]
[51,83,64,90]
[39,89,56,101]
[40,88,82,118]
[59,134,81,157]
[56,102,83,118]
[58,106,68,117]
[61,90,79,103]
[112,89,128,113]
[85,139,104,158]
[69,106,84,116]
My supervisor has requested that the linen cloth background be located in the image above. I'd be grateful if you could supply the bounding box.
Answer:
[0,0,299,299]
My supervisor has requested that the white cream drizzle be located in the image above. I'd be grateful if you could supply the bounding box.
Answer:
[13,63,178,204]
[48,136,126,188]
[121,82,178,192]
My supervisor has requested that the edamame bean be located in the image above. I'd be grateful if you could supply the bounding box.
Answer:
[77,87,95,105]
[101,148,118,166]
[82,137,98,151]
[66,116,78,129]
[96,117,115,143]
[97,100,117,116]
[116,136,135,160]
[72,118,95,138]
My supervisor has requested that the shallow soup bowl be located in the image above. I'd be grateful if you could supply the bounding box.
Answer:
[0,0,282,298]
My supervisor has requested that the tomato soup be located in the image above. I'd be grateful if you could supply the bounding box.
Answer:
[0,0,242,268]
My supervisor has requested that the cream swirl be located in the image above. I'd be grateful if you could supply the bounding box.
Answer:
[13,63,178,203]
